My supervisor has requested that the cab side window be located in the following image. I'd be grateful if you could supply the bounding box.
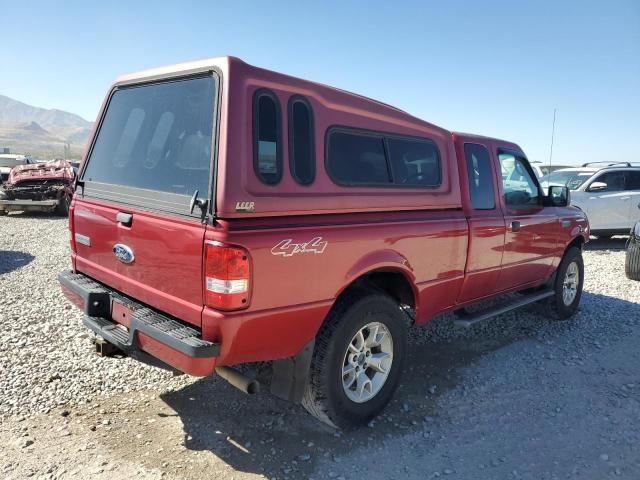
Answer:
[498,152,540,208]
[464,143,495,209]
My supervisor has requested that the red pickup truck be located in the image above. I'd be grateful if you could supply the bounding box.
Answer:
[59,57,589,428]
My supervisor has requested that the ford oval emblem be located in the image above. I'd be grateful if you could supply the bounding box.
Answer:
[113,243,135,264]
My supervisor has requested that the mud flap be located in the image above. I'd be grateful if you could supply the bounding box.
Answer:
[270,339,315,403]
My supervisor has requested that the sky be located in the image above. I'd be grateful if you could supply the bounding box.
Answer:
[1,0,638,165]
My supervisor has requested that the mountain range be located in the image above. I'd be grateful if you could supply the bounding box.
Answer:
[0,94,93,159]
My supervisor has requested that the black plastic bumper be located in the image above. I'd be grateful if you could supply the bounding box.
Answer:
[58,271,220,358]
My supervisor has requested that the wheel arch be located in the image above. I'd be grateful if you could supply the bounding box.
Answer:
[335,249,418,312]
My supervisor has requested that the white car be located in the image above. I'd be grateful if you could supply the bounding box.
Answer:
[530,162,573,179]
[540,163,640,237]
[0,154,33,183]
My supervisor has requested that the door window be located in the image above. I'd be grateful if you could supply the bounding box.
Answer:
[464,143,495,209]
[589,171,625,192]
[498,152,541,208]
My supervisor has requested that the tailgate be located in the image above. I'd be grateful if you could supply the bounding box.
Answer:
[73,199,205,326]
[71,74,219,327]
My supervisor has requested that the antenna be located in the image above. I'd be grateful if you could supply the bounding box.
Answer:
[548,108,556,168]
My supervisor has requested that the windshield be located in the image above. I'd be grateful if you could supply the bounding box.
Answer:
[539,170,594,190]
[83,75,215,198]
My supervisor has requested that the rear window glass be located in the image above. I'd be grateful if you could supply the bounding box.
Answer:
[327,131,389,185]
[387,138,440,186]
[83,76,215,197]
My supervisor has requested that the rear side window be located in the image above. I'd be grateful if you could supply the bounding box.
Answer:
[253,90,282,185]
[625,171,640,190]
[326,128,442,187]
[288,97,315,185]
[83,76,215,197]
[387,138,440,186]
[327,131,389,185]
[464,143,495,209]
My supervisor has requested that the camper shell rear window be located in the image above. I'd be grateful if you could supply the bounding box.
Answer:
[81,74,218,217]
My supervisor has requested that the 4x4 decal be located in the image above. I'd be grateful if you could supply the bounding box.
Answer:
[271,237,328,257]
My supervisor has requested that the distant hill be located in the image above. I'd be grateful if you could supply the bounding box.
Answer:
[0,94,93,159]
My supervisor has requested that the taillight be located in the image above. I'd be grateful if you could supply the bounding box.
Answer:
[68,205,76,253]
[204,242,251,310]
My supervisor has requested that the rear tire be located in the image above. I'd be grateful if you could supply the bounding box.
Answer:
[56,194,71,216]
[546,247,584,320]
[302,290,407,428]
[625,239,640,281]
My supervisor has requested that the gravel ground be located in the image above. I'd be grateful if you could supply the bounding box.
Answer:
[0,214,194,419]
[0,213,639,480]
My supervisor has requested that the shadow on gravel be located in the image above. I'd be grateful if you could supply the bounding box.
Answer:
[585,236,628,251]
[161,290,640,479]
[160,319,544,477]
[0,250,35,274]
[160,341,472,479]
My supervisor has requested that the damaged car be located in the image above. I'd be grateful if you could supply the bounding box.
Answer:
[0,154,33,183]
[0,159,76,216]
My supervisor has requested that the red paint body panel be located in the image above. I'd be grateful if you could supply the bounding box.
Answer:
[200,210,469,364]
[63,57,590,377]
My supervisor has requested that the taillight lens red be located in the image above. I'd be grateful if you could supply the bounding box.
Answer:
[204,242,251,310]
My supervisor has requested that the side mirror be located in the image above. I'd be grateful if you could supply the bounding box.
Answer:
[547,185,570,207]
[588,181,607,192]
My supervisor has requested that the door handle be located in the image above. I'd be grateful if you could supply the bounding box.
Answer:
[116,212,133,227]
[511,221,521,232]
[620,196,631,200]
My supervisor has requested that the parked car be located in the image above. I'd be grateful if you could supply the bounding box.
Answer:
[0,159,76,215]
[540,162,640,237]
[530,161,573,178]
[626,221,640,281]
[58,57,589,428]
[0,153,33,183]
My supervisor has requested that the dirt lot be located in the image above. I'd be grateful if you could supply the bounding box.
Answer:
[1,214,639,480]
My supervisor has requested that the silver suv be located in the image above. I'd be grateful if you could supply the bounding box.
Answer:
[540,162,640,237]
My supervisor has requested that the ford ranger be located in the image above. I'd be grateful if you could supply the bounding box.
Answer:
[59,57,589,428]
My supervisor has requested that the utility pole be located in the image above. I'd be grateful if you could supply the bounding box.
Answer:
[549,108,557,168]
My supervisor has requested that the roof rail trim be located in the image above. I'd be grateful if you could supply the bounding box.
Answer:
[581,161,632,168]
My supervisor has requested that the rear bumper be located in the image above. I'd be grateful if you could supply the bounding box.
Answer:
[58,270,220,376]
[0,199,59,212]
